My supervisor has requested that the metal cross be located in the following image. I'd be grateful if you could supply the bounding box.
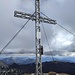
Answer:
[14,0,57,75]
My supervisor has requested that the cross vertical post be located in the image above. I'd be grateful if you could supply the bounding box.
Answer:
[35,0,42,75]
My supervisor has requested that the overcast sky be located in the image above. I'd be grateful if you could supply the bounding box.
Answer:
[0,0,75,56]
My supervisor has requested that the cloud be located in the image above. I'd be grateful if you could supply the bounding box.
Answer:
[0,0,75,56]
[0,0,35,51]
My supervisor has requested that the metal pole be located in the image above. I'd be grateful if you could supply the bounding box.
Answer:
[35,0,42,75]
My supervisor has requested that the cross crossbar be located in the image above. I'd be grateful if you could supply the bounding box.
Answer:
[14,11,57,24]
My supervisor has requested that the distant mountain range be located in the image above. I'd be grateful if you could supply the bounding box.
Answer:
[0,56,75,65]
[1,57,35,65]
[0,56,75,75]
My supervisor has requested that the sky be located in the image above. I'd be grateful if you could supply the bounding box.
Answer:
[0,0,75,56]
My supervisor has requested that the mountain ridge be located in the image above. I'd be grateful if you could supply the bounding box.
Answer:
[1,56,75,65]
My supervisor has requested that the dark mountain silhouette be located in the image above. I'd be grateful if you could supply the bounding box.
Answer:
[9,63,35,73]
[9,61,75,75]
